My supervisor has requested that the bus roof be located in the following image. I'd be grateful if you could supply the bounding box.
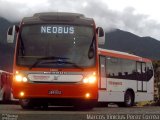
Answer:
[22,12,94,26]
[98,48,151,62]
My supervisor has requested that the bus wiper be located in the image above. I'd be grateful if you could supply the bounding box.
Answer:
[19,33,25,56]
[88,34,95,59]
[29,56,69,70]
[43,60,84,71]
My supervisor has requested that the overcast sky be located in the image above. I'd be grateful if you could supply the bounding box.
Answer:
[1,0,160,40]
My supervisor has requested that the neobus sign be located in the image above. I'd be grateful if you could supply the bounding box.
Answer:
[41,26,74,34]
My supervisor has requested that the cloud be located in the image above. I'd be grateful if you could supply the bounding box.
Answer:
[0,0,160,40]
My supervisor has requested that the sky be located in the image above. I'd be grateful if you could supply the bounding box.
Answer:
[0,0,160,40]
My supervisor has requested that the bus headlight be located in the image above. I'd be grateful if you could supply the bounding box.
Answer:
[15,75,22,82]
[83,75,97,84]
[15,75,28,83]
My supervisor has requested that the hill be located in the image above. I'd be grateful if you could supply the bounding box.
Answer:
[100,29,160,60]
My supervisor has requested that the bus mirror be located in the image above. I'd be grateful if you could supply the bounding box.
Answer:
[7,25,19,43]
[96,27,105,45]
[97,27,104,37]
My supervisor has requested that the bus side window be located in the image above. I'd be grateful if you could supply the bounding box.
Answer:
[121,59,136,80]
[106,57,122,78]
[141,63,147,81]
[146,62,153,81]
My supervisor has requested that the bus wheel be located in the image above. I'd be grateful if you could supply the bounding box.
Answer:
[2,93,6,103]
[118,91,134,107]
[19,99,34,109]
[74,100,97,110]
[2,93,9,104]
[124,91,134,107]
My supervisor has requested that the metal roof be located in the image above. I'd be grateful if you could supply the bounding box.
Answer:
[98,48,151,62]
[99,48,139,57]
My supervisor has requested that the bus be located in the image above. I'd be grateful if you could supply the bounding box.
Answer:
[7,12,105,109]
[0,70,13,103]
[98,48,154,107]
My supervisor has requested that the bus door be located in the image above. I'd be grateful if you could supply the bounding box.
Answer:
[137,62,147,92]
[99,56,106,90]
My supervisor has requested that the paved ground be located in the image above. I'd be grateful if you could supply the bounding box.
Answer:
[0,104,160,120]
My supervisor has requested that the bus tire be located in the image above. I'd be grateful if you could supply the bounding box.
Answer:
[2,93,10,104]
[2,93,6,104]
[125,90,134,107]
[19,99,34,109]
[119,91,134,107]
[74,100,97,110]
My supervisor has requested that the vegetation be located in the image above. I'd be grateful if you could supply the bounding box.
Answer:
[153,60,160,104]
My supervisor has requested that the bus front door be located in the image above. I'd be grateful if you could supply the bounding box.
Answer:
[137,62,147,92]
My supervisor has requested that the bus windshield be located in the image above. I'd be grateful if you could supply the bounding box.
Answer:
[17,24,95,68]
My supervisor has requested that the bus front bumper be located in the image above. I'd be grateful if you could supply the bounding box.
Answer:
[12,83,98,100]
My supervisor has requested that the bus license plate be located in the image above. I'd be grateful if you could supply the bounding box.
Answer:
[48,90,62,95]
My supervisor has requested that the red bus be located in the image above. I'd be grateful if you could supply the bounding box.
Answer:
[7,12,105,109]
[0,70,13,103]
